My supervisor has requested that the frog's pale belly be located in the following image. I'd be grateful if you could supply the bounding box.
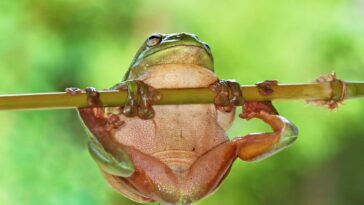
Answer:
[113,64,233,172]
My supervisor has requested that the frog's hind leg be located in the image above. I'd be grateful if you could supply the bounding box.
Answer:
[234,110,298,161]
[119,144,237,205]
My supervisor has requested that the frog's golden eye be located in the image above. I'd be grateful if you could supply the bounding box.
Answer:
[146,34,162,47]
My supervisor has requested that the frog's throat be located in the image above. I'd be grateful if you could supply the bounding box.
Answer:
[125,45,213,80]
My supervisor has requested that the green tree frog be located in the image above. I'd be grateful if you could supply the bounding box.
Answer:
[68,33,298,205]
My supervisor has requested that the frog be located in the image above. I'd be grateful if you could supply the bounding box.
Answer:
[69,33,298,205]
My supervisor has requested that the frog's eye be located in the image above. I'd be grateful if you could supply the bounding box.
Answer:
[203,43,211,50]
[146,34,162,47]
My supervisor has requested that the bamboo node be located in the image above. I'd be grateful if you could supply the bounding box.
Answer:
[306,72,346,109]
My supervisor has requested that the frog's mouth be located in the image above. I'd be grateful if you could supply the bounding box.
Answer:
[139,45,214,71]
[144,43,212,60]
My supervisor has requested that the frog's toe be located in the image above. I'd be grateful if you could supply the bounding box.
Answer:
[120,81,139,117]
[84,87,102,107]
[241,101,279,119]
[210,80,243,112]
[88,139,135,177]
[113,80,158,119]
[255,80,278,96]
[65,87,82,95]
[65,87,102,106]
[137,81,155,119]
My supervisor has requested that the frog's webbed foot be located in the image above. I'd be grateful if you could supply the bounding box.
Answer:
[112,80,160,120]
[240,80,279,119]
[240,101,278,120]
[210,80,243,112]
[255,80,278,96]
[65,87,82,95]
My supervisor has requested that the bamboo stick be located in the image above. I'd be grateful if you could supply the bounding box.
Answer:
[0,80,363,111]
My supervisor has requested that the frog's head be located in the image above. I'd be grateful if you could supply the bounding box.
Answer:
[124,33,213,80]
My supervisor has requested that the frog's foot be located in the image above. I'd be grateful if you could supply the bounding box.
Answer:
[88,138,134,177]
[113,80,160,120]
[240,101,278,119]
[69,87,125,130]
[239,80,279,119]
[84,87,104,118]
[65,87,82,95]
[306,72,346,109]
[104,114,125,131]
[210,80,243,112]
[65,87,102,106]
[255,80,278,96]
[66,87,105,118]
[84,87,102,107]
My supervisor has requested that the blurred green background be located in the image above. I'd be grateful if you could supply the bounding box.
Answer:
[1,0,364,205]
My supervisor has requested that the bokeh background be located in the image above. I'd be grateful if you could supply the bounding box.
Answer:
[1,0,364,205]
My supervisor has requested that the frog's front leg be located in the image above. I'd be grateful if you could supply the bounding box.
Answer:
[211,80,298,161]
[233,80,298,161]
[67,81,161,179]
[66,87,135,177]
